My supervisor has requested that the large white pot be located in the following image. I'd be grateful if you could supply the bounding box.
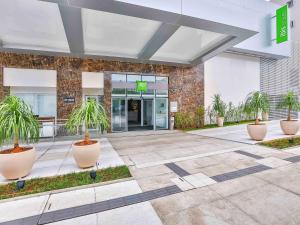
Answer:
[0,147,36,180]
[247,124,267,141]
[217,117,224,127]
[72,141,100,168]
[280,120,300,135]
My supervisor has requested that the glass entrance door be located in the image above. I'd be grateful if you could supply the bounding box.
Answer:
[155,98,168,129]
[112,98,126,132]
[143,99,154,130]
[128,99,141,131]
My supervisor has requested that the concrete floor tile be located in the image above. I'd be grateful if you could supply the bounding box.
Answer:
[98,202,163,225]
[209,175,268,197]
[0,195,49,223]
[255,157,291,168]
[162,199,260,225]
[45,188,95,212]
[183,173,216,188]
[137,173,177,191]
[129,165,172,179]
[151,187,220,218]
[228,184,300,225]
[194,163,236,177]
[95,180,141,202]
[48,214,98,225]
[171,177,194,191]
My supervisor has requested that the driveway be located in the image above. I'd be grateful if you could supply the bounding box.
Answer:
[1,128,300,225]
[108,130,300,225]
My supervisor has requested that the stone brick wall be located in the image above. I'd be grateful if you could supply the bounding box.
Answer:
[0,52,204,124]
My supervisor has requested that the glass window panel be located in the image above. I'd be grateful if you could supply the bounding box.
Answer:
[155,98,168,130]
[127,74,141,96]
[37,95,56,117]
[112,74,126,96]
[156,76,168,97]
[142,75,155,96]
[15,94,37,114]
[112,98,126,132]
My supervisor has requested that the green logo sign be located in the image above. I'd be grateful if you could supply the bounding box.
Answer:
[276,5,288,44]
[136,81,148,92]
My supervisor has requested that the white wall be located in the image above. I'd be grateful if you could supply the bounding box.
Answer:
[82,72,104,89]
[204,53,260,108]
[4,68,56,87]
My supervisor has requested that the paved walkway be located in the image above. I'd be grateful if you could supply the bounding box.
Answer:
[188,120,296,144]
[1,126,300,225]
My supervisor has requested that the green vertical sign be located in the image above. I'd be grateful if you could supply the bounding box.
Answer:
[136,81,148,92]
[276,5,288,44]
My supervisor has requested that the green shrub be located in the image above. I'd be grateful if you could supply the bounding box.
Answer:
[175,112,195,129]
[212,94,226,118]
[195,106,205,128]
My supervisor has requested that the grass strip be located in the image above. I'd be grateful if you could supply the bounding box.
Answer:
[0,165,131,200]
[183,120,255,131]
[259,136,300,149]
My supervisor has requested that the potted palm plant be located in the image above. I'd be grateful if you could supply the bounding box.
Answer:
[0,96,39,180]
[244,91,270,141]
[277,91,300,135]
[212,94,226,127]
[66,99,109,168]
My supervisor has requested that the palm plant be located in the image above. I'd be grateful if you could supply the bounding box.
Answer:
[277,91,300,121]
[244,91,270,125]
[212,94,226,118]
[66,99,109,144]
[0,96,39,152]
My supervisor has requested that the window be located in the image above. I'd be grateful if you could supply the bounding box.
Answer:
[127,74,141,96]
[142,75,155,96]
[156,76,168,97]
[15,93,56,117]
[112,74,126,96]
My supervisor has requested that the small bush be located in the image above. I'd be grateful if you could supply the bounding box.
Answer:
[195,106,205,128]
[175,112,196,129]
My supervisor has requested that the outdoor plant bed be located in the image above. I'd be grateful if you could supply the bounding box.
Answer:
[0,165,131,201]
[259,136,300,149]
[183,120,255,131]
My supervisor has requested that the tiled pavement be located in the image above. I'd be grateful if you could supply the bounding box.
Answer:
[1,128,300,225]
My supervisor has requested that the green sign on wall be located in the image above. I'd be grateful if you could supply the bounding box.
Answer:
[276,5,288,44]
[136,81,148,92]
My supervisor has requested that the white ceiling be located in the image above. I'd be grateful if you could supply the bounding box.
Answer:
[0,0,234,64]
[0,0,69,52]
[82,8,162,58]
[151,26,228,63]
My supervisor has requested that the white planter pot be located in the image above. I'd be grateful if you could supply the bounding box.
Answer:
[247,124,267,141]
[280,120,300,135]
[0,147,36,180]
[217,117,224,127]
[72,141,100,168]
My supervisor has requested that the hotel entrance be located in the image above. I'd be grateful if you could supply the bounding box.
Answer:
[111,73,168,132]
[127,98,154,131]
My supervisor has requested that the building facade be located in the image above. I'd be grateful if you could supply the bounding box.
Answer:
[0,52,204,131]
[0,0,294,132]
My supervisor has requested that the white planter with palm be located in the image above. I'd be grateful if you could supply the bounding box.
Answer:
[277,91,300,135]
[0,96,39,180]
[66,99,109,168]
[212,94,226,127]
[244,91,270,141]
